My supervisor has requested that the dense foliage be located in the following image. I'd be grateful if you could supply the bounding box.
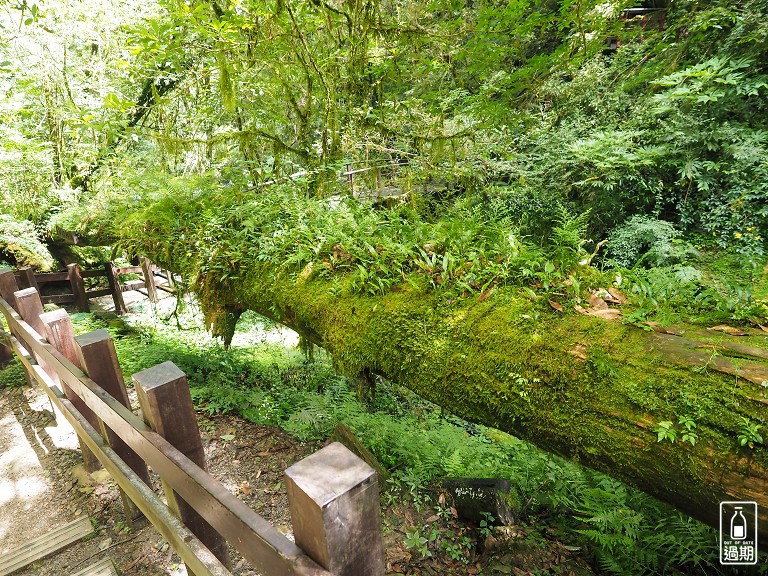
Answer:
[0,0,765,251]
[2,0,766,316]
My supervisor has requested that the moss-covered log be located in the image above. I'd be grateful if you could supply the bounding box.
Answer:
[184,266,768,540]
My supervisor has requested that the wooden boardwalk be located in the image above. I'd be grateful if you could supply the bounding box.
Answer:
[0,517,93,576]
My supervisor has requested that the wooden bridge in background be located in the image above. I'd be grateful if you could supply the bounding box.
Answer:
[10,258,174,315]
[0,268,385,576]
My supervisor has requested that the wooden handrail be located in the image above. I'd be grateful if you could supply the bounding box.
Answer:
[7,339,231,576]
[0,295,333,576]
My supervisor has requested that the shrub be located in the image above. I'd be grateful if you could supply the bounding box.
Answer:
[0,214,57,270]
[607,216,693,269]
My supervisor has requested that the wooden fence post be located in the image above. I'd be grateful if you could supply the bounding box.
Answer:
[105,262,127,315]
[164,270,175,290]
[18,267,39,291]
[140,257,158,303]
[39,309,102,473]
[67,263,90,313]
[0,330,12,368]
[285,442,385,576]
[133,361,229,571]
[0,268,23,364]
[75,328,151,523]
[1,271,32,383]
[13,287,51,389]
[0,268,20,312]
[14,287,46,336]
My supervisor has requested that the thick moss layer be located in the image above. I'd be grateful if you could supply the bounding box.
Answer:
[197,266,768,538]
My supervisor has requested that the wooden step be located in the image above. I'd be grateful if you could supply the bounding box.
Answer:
[72,557,118,576]
[0,516,94,576]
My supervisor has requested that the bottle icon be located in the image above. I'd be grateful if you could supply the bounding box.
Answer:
[731,507,747,540]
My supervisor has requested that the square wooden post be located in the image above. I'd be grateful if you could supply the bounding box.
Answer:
[67,263,90,313]
[140,258,158,303]
[18,267,39,291]
[0,268,20,311]
[285,442,385,576]
[13,288,54,396]
[0,330,12,368]
[75,328,150,523]
[1,271,32,384]
[14,288,46,336]
[133,361,229,571]
[39,309,102,473]
[105,263,127,315]
[164,270,175,290]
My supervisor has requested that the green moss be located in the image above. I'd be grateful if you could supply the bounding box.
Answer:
[117,221,768,526]
[0,358,27,388]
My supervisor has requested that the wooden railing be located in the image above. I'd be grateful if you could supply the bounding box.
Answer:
[342,162,408,195]
[11,258,175,315]
[0,270,385,576]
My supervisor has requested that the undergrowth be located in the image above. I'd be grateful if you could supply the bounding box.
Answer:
[0,357,26,388]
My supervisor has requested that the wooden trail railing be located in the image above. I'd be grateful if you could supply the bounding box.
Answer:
[0,278,385,576]
[9,258,175,315]
[342,162,408,196]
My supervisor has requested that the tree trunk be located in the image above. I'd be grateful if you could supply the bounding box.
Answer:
[190,267,768,541]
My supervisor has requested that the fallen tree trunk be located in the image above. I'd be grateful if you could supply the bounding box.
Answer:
[186,266,768,541]
[58,216,768,538]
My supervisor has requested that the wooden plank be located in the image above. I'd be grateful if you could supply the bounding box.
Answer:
[42,294,77,305]
[134,362,229,571]
[120,280,145,293]
[81,270,107,278]
[71,558,118,576]
[6,344,232,576]
[0,517,93,576]
[85,288,112,298]
[0,298,332,576]
[343,167,374,176]
[114,266,143,274]
[34,271,70,282]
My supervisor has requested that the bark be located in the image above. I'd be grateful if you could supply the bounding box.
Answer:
[188,268,768,541]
